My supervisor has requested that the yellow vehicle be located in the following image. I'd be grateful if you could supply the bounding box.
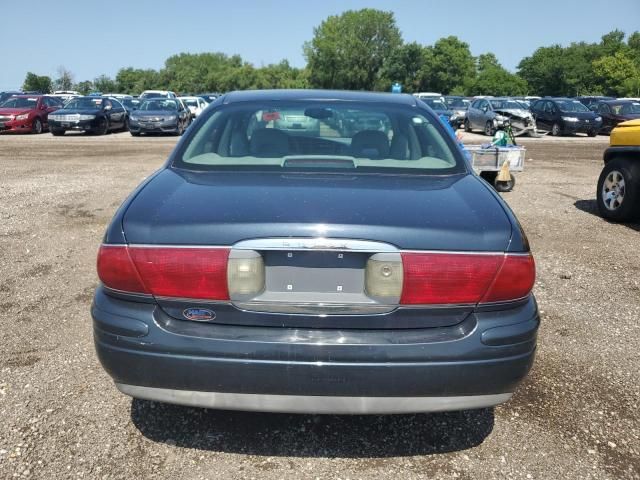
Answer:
[597,119,640,221]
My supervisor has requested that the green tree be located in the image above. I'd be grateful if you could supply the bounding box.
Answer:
[115,68,161,94]
[377,42,426,92]
[593,51,640,96]
[93,74,118,93]
[74,80,94,95]
[304,8,402,90]
[420,36,475,93]
[22,72,52,93]
[471,54,528,96]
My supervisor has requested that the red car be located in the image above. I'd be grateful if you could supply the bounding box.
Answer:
[0,95,63,134]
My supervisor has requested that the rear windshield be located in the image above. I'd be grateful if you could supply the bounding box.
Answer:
[421,98,447,111]
[0,97,38,108]
[175,101,463,174]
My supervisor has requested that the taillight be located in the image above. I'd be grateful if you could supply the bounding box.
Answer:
[400,252,534,305]
[97,245,148,294]
[97,245,230,300]
[482,254,536,303]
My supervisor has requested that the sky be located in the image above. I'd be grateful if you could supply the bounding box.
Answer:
[1,0,639,91]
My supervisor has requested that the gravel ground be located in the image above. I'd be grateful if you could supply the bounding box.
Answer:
[0,130,638,480]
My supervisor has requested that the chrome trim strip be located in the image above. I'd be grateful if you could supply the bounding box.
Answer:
[233,238,398,252]
[116,384,512,414]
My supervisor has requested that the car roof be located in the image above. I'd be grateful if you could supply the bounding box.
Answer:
[601,99,636,105]
[222,89,418,106]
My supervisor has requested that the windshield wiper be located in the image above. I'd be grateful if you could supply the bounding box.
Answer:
[282,155,356,169]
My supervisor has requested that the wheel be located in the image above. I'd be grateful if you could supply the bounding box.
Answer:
[480,171,498,185]
[587,129,597,137]
[31,118,43,134]
[494,174,516,192]
[596,158,640,222]
[130,131,140,137]
[551,122,561,136]
[50,129,65,136]
[175,121,184,136]
[94,117,109,135]
[484,121,495,136]
[464,119,472,133]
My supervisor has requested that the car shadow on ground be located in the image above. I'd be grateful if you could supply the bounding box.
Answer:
[130,399,494,457]
[574,199,640,231]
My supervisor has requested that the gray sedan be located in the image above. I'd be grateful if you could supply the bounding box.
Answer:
[465,98,537,137]
[128,99,191,136]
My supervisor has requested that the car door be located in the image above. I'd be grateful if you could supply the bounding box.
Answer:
[108,99,126,129]
[536,101,553,132]
[597,103,612,132]
[467,100,481,129]
[41,97,61,128]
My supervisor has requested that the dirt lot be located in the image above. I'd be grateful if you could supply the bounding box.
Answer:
[0,130,638,480]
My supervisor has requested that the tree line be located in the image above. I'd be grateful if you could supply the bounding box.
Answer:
[21,9,640,98]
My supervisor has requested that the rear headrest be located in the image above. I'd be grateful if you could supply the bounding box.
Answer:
[249,128,289,157]
[350,130,389,159]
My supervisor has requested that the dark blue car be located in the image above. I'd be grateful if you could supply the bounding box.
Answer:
[93,90,538,414]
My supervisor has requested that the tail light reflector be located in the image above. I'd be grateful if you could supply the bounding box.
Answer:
[97,245,148,294]
[97,245,230,300]
[400,252,534,305]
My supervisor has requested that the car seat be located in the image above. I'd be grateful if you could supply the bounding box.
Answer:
[249,128,289,157]
[350,130,390,159]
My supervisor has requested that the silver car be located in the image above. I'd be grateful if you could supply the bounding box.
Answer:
[465,98,537,137]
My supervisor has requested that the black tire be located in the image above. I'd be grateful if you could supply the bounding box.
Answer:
[551,122,562,136]
[587,129,597,137]
[480,171,498,185]
[494,174,516,192]
[50,129,65,136]
[464,119,472,133]
[596,157,640,222]
[31,118,43,134]
[484,121,495,136]
[130,131,140,137]
[175,121,184,136]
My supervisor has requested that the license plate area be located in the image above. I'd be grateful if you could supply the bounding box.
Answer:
[251,250,373,305]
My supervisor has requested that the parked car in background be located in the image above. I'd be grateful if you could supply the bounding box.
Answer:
[591,100,640,134]
[531,98,602,136]
[103,93,132,100]
[596,119,640,221]
[465,98,537,136]
[196,92,221,103]
[273,109,321,135]
[577,96,615,109]
[416,97,455,125]
[48,96,128,136]
[93,89,538,415]
[120,97,141,115]
[0,91,22,104]
[139,90,177,100]
[0,95,63,134]
[444,96,470,128]
[128,98,190,136]
[178,96,208,118]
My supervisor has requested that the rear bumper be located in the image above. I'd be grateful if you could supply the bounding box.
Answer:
[93,286,539,413]
[115,385,512,414]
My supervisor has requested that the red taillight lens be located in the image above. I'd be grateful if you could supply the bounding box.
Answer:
[97,245,230,300]
[482,254,535,303]
[128,247,230,300]
[400,252,535,305]
[97,245,148,294]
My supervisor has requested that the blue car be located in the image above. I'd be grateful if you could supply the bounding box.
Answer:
[93,90,538,414]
